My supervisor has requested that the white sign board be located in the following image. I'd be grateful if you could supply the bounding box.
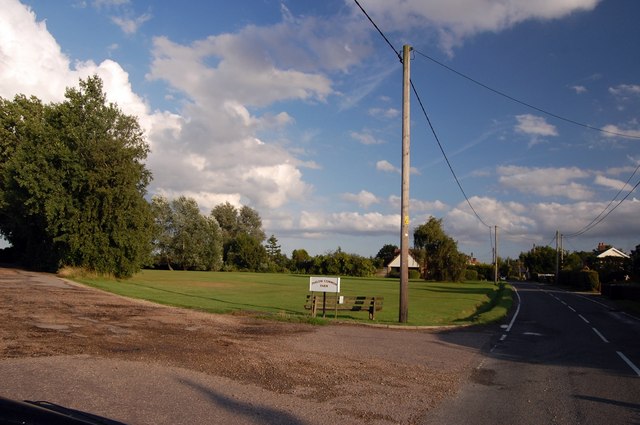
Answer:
[309,276,341,293]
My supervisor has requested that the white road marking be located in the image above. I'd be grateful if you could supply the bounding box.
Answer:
[505,285,521,333]
[568,306,576,312]
[578,314,590,324]
[617,351,640,377]
[592,327,609,343]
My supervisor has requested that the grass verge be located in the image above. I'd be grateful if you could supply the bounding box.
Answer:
[71,269,512,327]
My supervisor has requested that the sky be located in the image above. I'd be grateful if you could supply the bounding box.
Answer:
[1,0,639,263]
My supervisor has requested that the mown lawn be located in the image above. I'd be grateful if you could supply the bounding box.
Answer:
[73,270,512,327]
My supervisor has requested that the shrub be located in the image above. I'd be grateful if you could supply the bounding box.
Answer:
[464,269,478,281]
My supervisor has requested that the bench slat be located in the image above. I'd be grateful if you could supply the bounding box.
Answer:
[304,294,384,319]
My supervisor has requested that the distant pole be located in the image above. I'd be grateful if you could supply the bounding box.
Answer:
[399,44,411,323]
[494,225,499,284]
[556,230,560,283]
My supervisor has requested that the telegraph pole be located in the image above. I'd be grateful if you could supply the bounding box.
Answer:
[494,225,499,284]
[399,44,411,323]
[555,230,560,283]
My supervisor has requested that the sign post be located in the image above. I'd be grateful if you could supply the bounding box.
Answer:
[309,276,341,318]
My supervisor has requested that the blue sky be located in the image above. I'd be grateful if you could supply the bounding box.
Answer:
[1,0,639,263]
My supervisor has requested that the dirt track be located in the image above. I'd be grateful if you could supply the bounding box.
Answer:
[0,268,495,424]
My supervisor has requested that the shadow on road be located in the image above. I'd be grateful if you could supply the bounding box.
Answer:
[177,377,308,425]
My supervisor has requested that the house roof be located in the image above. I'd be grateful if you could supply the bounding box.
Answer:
[387,253,420,268]
[596,247,630,259]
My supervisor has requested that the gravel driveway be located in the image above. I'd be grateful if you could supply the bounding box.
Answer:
[0,268,494,424]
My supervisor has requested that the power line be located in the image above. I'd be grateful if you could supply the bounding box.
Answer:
[352,0,402,63]
[565,162,640,237]
[410,79,492,228]
[413,49,640,140]
[352,0,491,229]
[565,177,640,238]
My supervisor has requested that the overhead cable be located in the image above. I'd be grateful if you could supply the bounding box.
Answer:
[413,49,640,140]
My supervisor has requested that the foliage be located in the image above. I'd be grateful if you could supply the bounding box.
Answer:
[308,248,376,277]
[211,202,266,270]
[464,269,478,281]
[413,217,466,281]
[0,76,152,277]
[632,244,640,280]
[150,196,223,271]
[519,245,556,276]
[265,234,289,272]
[374,243,398,268]
[226,233,268,271]
[290,248,312,273]
[558,269,600,291]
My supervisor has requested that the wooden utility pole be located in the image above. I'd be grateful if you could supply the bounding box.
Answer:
[399,44,411,323]
[555,230,560,283]
[494,225,499,284]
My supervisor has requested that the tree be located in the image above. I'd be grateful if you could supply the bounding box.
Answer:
[413,217,466,281]
[375,244,398,268]
[227,233,268,271]
[519,245,556,277]
[291,248,312,273]
[211,202,266,270]
[150,195,223,271]
[265,234,288,272]
[0,76,153,277]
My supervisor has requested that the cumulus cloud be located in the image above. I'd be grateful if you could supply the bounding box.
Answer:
[388,195,449,213]
[515,113,558,137]
[342,190,381,209]
[497,165,593,200]
[356,0,601,54]
[601,123,640,139]
[594,175,633,192]
[609,84,640,97]
[111,13,151,35]
[369,107,400,119]
[376,160,399,173]
[299,211,399,236]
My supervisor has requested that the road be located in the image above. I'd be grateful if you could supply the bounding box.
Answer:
[424,282,640,424]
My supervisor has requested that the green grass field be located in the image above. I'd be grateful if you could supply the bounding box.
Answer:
[73,270,512,327]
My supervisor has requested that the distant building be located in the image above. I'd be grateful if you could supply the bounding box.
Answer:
[386,253,420,276]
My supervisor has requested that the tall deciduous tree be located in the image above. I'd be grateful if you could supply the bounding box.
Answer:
[150,195,223,271]
[211,202,266,270]
[0,76,152,277]
[413,217,466,281]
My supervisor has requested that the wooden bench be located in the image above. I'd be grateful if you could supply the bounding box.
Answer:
[304,294,383,320]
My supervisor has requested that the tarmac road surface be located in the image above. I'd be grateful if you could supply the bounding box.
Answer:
[425,281,640,425]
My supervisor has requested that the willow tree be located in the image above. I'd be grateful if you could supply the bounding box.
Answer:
[0,76,153,277]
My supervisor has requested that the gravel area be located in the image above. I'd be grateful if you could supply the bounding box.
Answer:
[0,267,494,424]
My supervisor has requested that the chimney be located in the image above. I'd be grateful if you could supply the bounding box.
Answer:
[598,242,606,252]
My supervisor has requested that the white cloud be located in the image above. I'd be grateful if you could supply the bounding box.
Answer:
[342,190,380,209]
[601,124,640,139]
[609,84,640,97]
[357,0,601,54]
[376,160,399,173]
[515,114,558,137]
[350,130,385,145]
[299,211,399,236]
[388,195,449,213]
[369,107,400,119]
[111,13,151,35]
[594,175,632,192]
[497,165,593,200]
[570,85,587,94]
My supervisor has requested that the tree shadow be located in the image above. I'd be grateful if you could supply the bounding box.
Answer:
[176,377,308,425]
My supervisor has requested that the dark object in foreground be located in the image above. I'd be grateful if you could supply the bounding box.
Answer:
[304,294,383,319]
[0,395,127,425]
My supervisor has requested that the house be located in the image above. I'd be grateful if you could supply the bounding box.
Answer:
[386,252,421,276]
[597,247,630,259]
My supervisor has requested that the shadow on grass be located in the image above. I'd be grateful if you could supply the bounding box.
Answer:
[412,284,496,296]
[131,282,301,315]
[454,283,509,323]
